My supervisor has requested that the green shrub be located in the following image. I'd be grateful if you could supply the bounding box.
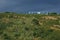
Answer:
[47,29,54,32]
[48,12,57,15]
[33,27,42,37]
[33,27,54,38]
[0,31,3,35]
[14,33,20,39]
[3,34,11,40]
[0,23,7,30]
[22,21,25,24]
[32,18,39,25]
[25,27,29,31]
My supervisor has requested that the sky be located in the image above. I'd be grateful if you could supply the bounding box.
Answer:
[0,0,60,13]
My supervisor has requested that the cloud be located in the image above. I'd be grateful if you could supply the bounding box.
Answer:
[0,0,60,13]
[0,0,7,7]
[0,0,19,8]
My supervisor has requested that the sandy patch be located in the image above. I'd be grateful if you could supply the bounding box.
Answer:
[51,27,60,31]
[50,25,60,30]
[42,16,58,20]
[2,17,10,23]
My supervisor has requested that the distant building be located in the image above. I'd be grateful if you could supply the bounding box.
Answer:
[28,11,41,14]
[28,11,49,15]
[37,12,41,14]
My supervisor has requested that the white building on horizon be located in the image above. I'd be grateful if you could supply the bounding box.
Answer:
[37,12,41,14]
[28,11,41,14]
[28,11,49,14]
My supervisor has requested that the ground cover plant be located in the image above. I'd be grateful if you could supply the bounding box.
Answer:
[0,12,60,40]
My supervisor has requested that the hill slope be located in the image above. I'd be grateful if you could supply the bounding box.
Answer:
[0,13,60,40]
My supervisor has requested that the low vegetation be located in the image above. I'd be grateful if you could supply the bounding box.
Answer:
[0,12,60,40]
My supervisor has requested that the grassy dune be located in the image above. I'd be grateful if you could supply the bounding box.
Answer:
[0,13,60,40]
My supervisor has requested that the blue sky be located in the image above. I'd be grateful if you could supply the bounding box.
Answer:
[0,0,60,13]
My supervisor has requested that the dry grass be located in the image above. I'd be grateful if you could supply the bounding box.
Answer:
[2,17,10,23]
[42,16,58,20]
[50,25,60,31]
[51,27,60,31]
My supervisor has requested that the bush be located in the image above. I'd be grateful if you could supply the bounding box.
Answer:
[14,33,20,39]
[32,18,40,25]
[3,34,11,40]
[33,27,54,38]
[0,31,3,35]
[33,27,42,37]
[9,15,13,18]
[4,12,10,13]
[25,27,29,31]
[47,29,54,32]
[22,21,25,24]
[0,23,7,30]
[48,12,57,15]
